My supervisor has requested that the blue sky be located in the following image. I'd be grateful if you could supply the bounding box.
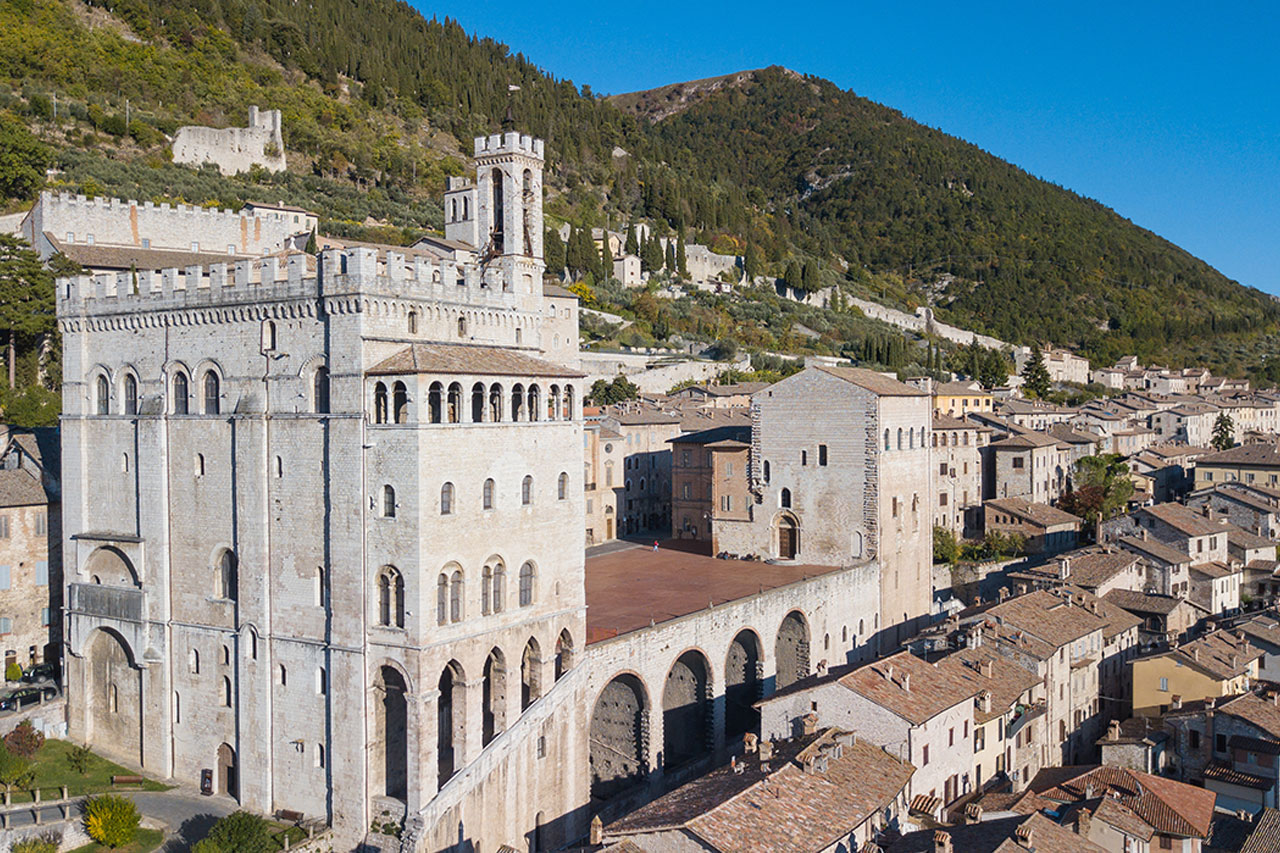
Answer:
[417,1,1280,294]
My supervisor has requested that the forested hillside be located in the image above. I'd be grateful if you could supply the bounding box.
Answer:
[2,0,1277,386]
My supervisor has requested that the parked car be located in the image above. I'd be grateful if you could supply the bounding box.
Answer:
[19,662,59,685]
[0,685,56,712]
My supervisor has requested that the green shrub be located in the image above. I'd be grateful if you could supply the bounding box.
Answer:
[66,743,94,774]
[4,720,44,758]
[0,744,34,789]
[5,662,22,682]
[202,810,274,853]
[83,794,140,848]
[12,835,59,853]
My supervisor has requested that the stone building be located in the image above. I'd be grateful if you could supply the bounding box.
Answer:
[712,366,934,648]
[57,131,594,852]
[931,414,987,538]
[987,431,1071,504]
[172,106,287,176]
[0,429,60,670]
[604,410,680,538]
[670,425,750,548]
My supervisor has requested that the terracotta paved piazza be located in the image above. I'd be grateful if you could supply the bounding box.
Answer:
[585,540,843,644]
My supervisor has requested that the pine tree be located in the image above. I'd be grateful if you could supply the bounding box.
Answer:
[0,235,54,390]
[1022,343,1051,398]
[1212,412,1236,451]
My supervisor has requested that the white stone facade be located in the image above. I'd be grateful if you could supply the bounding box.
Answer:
[57,134,596,852]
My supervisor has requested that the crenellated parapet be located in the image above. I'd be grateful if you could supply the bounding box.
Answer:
[473,132,544,159]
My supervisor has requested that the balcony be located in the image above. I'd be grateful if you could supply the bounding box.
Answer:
[68,583,144,622]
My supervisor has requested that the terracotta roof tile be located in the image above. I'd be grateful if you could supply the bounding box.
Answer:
[1202,443,1280,469]
[366,342,584,378]
[1031,765,1215,838]
[837,650,980,725]
[0,469,48,508]
[1241,807,1280,853]
[812,366,929,396]
[889,812,1104,853]
[985,589,1106,649]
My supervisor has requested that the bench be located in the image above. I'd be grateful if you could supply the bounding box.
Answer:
[275,809,304,825]
[110,775,144,788]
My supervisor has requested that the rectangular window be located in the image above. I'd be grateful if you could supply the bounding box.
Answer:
[35,561,47,586]
[0,617,10,634]
[801,450,808,466]
[0,516,8,538]
[40,608,50,626]
[586,499,593,514]
[726,462,734,477]
[1012,457,1024,469]
[940,493,949,507]
[682,450,691,467]
[1159,676,1168,692]
[892,497,899,518]
[0,566,9,590]
[34,512,46,537]
[818,445,828,466]
[1217,733,1228,753]
[949,727,955,746]
[940,463,949,475]
[922,744,929,766]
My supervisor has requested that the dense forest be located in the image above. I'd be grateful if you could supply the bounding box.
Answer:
[2,0,1278,391]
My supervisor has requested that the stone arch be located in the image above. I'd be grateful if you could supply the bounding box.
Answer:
[85,546,139,587]
[437,660,466,790]
[725,629,763,740]
[590,673,648,802]
[375,665,408,801]
[555,629,574,679]
[84,628,142,767]
[482,647,508,746]
[775,611,811,689]
[775,512,800,560]
[216,742,238,799]
[662,649,712,770]
[521,637,542,710]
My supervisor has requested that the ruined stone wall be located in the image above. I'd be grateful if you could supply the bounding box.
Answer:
[173,107,286,176]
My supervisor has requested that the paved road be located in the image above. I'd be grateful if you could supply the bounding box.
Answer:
[0,788,237,852]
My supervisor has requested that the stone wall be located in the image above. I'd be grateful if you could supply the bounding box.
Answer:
[173,107,287,176]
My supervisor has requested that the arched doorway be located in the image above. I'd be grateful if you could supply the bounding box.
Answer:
[216,743,238,799]
[589,674,647,802]
[662,651,711,770]
[725,630,762,741]
[85,628,142,767]
[777,514,799,560]
[438,661,465,790]
[482,647,507,746]
[377,666,408,800]
[775,611,810,689]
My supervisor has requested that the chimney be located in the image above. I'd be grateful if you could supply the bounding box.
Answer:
[744,732,759,753]
[964,803,983,825]
[1075,809,1093,838]
[1141,528,1149,540]
[1014,824,1034,848]
[758,740,774,761]
[901,673,911,692]
[589,815,603,846]
[1058,557,1072,579]
[1108,720,1121,741]
[1171,694,1183,710]
[979,690,993,714]
[999,587,1010,601]
[885,664,895,682]
[980,659,994,678]
[1273,693,1280,708]
[1191,648,1199,662]
[933,830,953,853]
[801,712,819,736]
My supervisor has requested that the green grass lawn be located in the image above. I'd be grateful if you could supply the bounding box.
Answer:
[66,827,165,853]
[3,740,168,803]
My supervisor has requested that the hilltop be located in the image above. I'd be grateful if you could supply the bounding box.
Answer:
[2,0,1278,387]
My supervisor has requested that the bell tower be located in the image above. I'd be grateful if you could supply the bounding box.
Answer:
[474,132,545,263]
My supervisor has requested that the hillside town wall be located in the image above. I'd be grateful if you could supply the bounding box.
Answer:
[172,106,287,176]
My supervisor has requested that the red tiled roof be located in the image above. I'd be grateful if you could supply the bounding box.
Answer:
[366,342,584,378]
[838,650,980,725]
[1031,765,1215,838]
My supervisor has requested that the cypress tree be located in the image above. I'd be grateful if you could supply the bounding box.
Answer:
[599,233,613,281]
[676,234,687,277]
[624,224,638,256]
[664,240,676,272]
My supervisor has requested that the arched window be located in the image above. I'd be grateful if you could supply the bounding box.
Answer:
[441,482,455,515]
[123,375,138,416]
[909,427,915,449]
[408,311,418,334]
[447,383,462,423]
[489,383,503,422]
[315,743,325,768]
[195,453,205,477]
[428,381,443,423]
[262,319,277,351]
[763,460,771,483]
[280,665,287,686]
[373,382,388,424]
[222,645,230,665]
[313,367,330,414]
[554,630,573,680]
[203,370,220,415]
[963,432,970,446]
[884,429,891,451]
[548,384,560,420]
[222,676,232,707]
[563,386,574,420]
[522,475,533,506]
[932,433,938,448]
[492,561,505,613]
[558,472,568,500]
[436,574,448,625]
[482,564,492,615]
[528,385,540,422]
[457,316,467,338]
[189,648,200,674]
[519,562,535,607]
[218,550,238,601]
[483,478,495,510]
[382,484,396,518]
[379,567,405,628]
[450,570,464,622]
[392,381,408,424]
[95,374,110,415]
[172,372,189,415]
[897,428,903,450]
[450,199,458,221]
[472,382,485,423]
[781,488,792,508]
[511,384,525,421]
